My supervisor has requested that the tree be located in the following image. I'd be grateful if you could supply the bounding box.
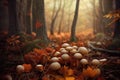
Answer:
[70,0,80,41]
[0,0,9,33]
[113,0,120,38]
[35,0,49,43]
[26,0,33,34]
[8,0,20,35]
[50,0,61,35]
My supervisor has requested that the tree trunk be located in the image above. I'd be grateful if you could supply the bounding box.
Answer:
[0,0,9,33]
[58,0,65,34]
[35,0,49,43]
[8,0,19,35]
[26,0,33,34]
[50,0,61,35]
[113,0,120,38]
[70,0,80,41]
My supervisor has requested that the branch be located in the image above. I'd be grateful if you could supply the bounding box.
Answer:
[88,41,120,56]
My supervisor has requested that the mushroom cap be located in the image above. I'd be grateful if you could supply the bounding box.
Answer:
[4,75,12,80]
[78,47,88,55]
[61,53,70,60]
[16,65,24,73]
[66,46,73,51]
[74,53,82,59]
[72,46,78,49]
[36,64,44,71]
[50,57,59,62]
[50,62,61,70]
[62,43,70,48]
[80,59,88,65]
[60,49,68,54]
[70,49,77,54]
[99,58,107,62]
[54,51,61,56]
[91,59,100,65]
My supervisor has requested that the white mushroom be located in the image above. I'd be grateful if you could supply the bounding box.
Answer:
[80,59,88,65]
[54,51,61,56]
[91,59,100,65]
[4,75,12,80]
[60,49,68,54]
[66,46,73,51]
[61,53,70,60]
[16,65,24,73]
[36,64,44,71]
[50,57,59,62]
[50,62,61,70]
[74,53,82,59]
[70,49,77,54]
[99,58,107,62]
[78,47,88,55]
[72,46,78,49]
[62,43,70,48]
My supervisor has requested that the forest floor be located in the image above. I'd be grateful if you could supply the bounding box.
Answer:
[0,29,120,80]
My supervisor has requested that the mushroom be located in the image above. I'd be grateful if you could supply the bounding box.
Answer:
[59,48,65,52]
[80,59,88,65]
[60,49,68,54]
[66,46,73,51]
[70,49,77,54]
[4,75,12,80]
[36,64,44,71]
[50,57,59,62]
[54,51,61,56]
[62,43,70,48]
[72,46,78,49]
[74,53,82,59]
[61,54,70,60]
[49,62,61,70]
[78,47,88,55]
[16,65,24,73]
[91,59,100,66]
[99,58,107,62]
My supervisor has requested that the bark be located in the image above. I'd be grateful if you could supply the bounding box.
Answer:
[0,0,9,32]
[50,0,61,35]
[26,0,33,34]
[58,0,65,34]
[70,0,80,41]
[113,0,120,38]
[8,0,19,35]
[35,0,49,43]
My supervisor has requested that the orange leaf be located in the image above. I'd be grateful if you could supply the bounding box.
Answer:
[22,64,32,72]
[35,20,42,28]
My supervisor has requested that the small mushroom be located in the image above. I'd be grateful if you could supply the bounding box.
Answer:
[99,58,107,62]
[36,64,44,71]
[80,59,88,65]
[66,46,73,51]
[78,47,88,55]
[62,43,70,48]
[54,51,61,56]
[74,53,82,59]
[4,75,12,80]
[72,46,78,49]
[91,59,100,66]
[70,49,77,54]
[16,65,24,73]
[50,57,59,62]
[61,54,70,60]
[61,49,68,54]
[50,62,61,70]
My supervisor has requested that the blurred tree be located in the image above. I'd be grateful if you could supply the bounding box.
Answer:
[50,0,61,35]
[70,0,80,41]
[26,0,33,34]
[58,0,65,34]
